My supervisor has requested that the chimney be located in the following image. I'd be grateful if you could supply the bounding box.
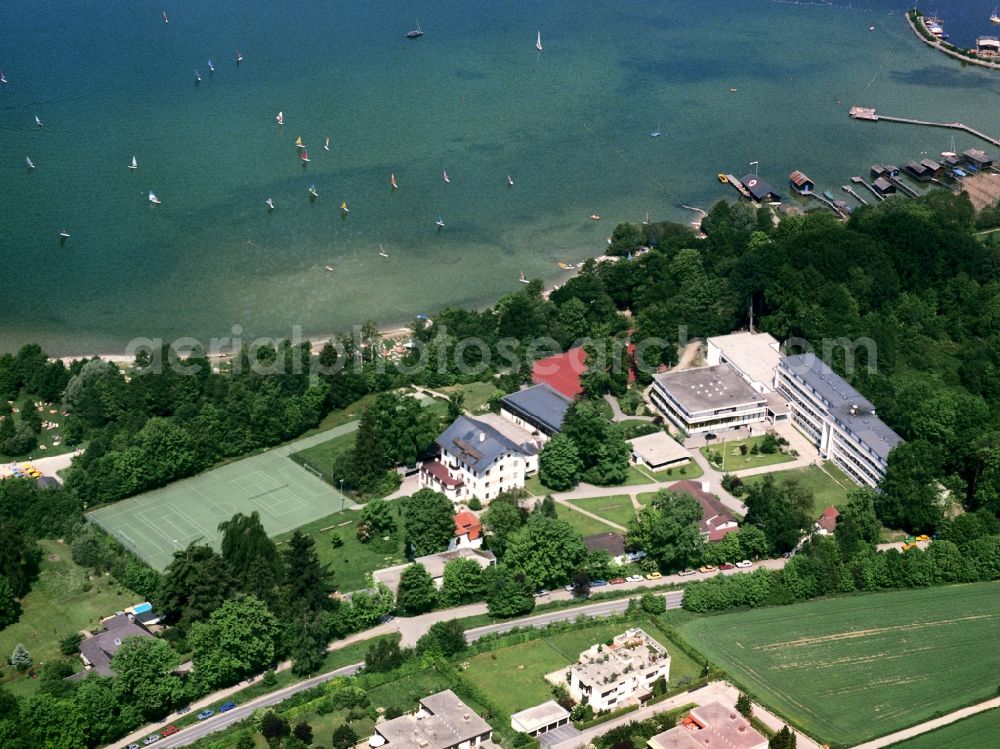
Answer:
[701,480,710,493]
[463,713,470,721]
[479,432,485,443]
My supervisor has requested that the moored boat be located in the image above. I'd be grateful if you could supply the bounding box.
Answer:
[590,213,601,221]
[390,173,398,191]
[406,20,424,38]
[59,230,71,239]
[992,8,1000,25]
[25,156,34,170]
[149,191,161,205]
[276,111,284,126]
[519,270,529,284]
[718,173,729,183]
[129,156,138,170]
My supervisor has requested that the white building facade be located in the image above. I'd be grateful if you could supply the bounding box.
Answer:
[649,365,767,435]
[568,628,670,712]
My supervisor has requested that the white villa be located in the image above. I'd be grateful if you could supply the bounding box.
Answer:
[568,628,670,712]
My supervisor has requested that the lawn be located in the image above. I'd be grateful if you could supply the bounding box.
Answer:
[0,393,73,463]
[290,431,356,484]
[462,619,705,715]
[742,462,854,517]
[0,539,138,696]
[700,436,796,472]
[440,381,503,415]
[271,508,407,593]
[568,495,636,527]
[679,582,1000,746]
[886,707,1000,749]
[556,503,618,537]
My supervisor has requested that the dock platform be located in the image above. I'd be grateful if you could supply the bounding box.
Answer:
[849,107,1000,148]
[852,176,885,202]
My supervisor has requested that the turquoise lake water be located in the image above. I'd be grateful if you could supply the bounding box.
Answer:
[1,0,999,354]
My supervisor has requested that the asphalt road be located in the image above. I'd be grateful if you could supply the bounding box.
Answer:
[142,592,684,749]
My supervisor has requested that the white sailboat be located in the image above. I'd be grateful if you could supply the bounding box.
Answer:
[265,198,275,210]
[208,58,215,72]
[991,7,1000,24]
[535,31,543,51]
[129,156,138,170]
[642,212,650,225]
[650,120,661,137]
[443,170,450,183]
[406,20,424,38]
[34,114,43,127]
[0,70,7,84]
[276,111,284,126]
[59,230,71,239]
[308,184,318,199]
[324,136,330,151]
[148,191,161,205]
[435,214,445,228]
[25,156,34,170]
[162,10,168,24]
[235,49,244,63]
[378,244,389,258]
[507,174,514,186]
[195,68,201,82]
[519,270,529,284]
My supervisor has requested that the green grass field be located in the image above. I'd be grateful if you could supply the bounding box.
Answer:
[88,423,357,570]
[742,462,854,517]
[290,431,357,484]
[462,619,704,714]
[886,708,1000,749]
[0,540,138,696]
[700,436,796,472]
[440,382,503,415]
[680,583,1000,746]
[568,495,636,527]
[271,508,408,593]
[555,503,618,537]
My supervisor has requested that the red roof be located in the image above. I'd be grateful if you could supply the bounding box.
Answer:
[422,461,464,488]
[818,506,840,533]
[670,480,739,542]
[454,510,481,540]
[532,347,587,398]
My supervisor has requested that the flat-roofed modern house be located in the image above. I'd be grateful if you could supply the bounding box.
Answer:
[371,690,497,749]
[706,332,780,394]
[499,383,572,443]
[646,702,767,749]
[510,702,571,738]
[649,365,767,435]
[374,548,497,594]
[628,431,691,472]
[777,354,902,486]
[420,415,540,502]
[568,628,670,712]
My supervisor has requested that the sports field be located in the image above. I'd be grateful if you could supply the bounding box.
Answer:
[680,583,1000,746]
[87,422,358,570]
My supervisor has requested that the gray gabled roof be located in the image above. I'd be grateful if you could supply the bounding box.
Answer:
[436,415,537,471]
[781,354,902,462]
[501,383,572,433]
[78,613,154,676]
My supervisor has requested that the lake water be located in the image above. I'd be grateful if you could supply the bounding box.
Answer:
[1,0,998,354]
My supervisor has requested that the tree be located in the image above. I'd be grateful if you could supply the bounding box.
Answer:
[503,514,588,590]
[572,570,591,598]
[110,636,181,721]
[288,603,331,676]
[640,592,666,614]
[628,491,704,572]
[294,721,314,745]
[736,526,770,560]
[218,512,282,593]
[770,725,796,749]
[365,638,406,672]
[735,692,752,718]
[835,489,882,556]
[403,489,456,557]
[877,441,943,533]
[358,498,397,541]
[18,693,85,749]
[332,724,359,749]
[188,596,279,688]
[0,521,42,598]
[447,391,465,421]
[9,643,31,672]
[481,495,526,557]
[397,564,437,615]
[282,530,335,613]
[440,557,486,606]
[416,620,467,658]
[539,433,583,490]
[0,579,22,630]
[743,476,813,554]
[158,543,237,627]
[484,566,535,617]
[261,712,290,745]
[236,734,256,749]
[537,495,558,519]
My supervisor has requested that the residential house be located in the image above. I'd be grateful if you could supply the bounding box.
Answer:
[510,702,571,738]
[568,628,670,712]
[816,506,840,535]
[373,548,497,594]
[646,702,767,749]
[449,510,483,550]
[668,480,739,542]
[582,532,646,565]
[371,690,497,749]
[73,613,154,677]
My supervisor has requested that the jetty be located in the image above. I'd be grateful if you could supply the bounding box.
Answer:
[890,175,920,198]
[849,107,1000,148]
[852,176,885,202]
[724,174,751,199]
[841,185,868,206]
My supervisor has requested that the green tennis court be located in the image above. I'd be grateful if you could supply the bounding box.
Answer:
[87,422,359,570]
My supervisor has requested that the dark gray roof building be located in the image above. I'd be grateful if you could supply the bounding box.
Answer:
[500,383,572,436]
[739,174,780,202]
[77,613,154,676]
[436,415,538,473]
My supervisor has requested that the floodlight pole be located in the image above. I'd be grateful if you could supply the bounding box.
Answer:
[339,478,345,511]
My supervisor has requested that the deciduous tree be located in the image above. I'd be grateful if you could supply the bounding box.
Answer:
[403,489,456,556]
[503,514,587,589]
[396,564,437,615]
[189,596,279,688]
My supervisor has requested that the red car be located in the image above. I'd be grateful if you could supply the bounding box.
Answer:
[718,563,736,570]
[609,577,626,584]
[161,726,179,737]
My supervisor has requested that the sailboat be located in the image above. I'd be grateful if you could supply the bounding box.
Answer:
[25,156,34,170]
[507,174,514,186]
[650,120,661,137]
[941,135,957,159]
[300,149,310,163]
[443,170,450,183]
[265,198,275,210]
[378,244,389,258]
[59,230,71,239]
[991,8,1000,24]
[340,201,349,213]
[195,68,201,82]
[34,114,43,127]
[148,191,161,205]
[235,50,244,63]
[519,270,529,284]
[435,214,445,228]
[535,31,543,51]
[308,184,318,199]
[324,136,330,151]
[390,173,398,191]
[276,111,284,126]
[325,265,335,272]
[129,156,138,170]
[162,10,168,24]
[642,212,650,225]
[0,70,6,84]
[208,59,215,72]
[295,136,304,149]
[406,20,424,38]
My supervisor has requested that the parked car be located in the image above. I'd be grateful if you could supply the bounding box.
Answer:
[698,565,716,573]
[736,560,753,568]
[719,562,735,570]
[625,574,644,583]
[591,579,608,587]
[609,577,626,585]
[644,572,662,580]
[704,433,717,441]
[677,569,696,576]
[534,589,550,597]
[161,726,179,737]
[219,701,237,713]
[197,710,215,721]
[127,744,140,749]
[565,584,575,592]
[915,534,931,542]
[142,736,160,745]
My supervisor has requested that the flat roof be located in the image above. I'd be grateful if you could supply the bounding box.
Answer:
[628,431,691,466]
[377,690,492,749]
[780,354,902,461]
[501,383,573,433]
[653,365,765,416]
[707,332,780,391]
[510,702,570,733]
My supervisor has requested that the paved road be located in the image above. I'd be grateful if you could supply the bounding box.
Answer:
[851,695,1000,749]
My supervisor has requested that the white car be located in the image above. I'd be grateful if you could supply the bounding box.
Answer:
[736,559,753,568]
[625,575,644,583]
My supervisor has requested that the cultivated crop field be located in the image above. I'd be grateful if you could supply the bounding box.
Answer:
[680,583,1000,746]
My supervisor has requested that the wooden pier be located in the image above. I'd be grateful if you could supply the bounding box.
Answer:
[842,184,869,206]
[890,175,920,197]
[852,176,885,202]
[806,190,848,218]
[849,107,1000,148]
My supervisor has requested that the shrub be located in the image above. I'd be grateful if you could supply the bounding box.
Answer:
[59,632,83,656]
[468,497,482,511]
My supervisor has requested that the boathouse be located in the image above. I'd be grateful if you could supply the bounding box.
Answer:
[942,154,961,169]
[740,174,780,203]
[904,161,932,182]
[963,149,993,170]
[870,165,889,180]
[976,37,1000,56]
[789,171,814,194]
[872,177,896,196]
[920,158,944,177]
